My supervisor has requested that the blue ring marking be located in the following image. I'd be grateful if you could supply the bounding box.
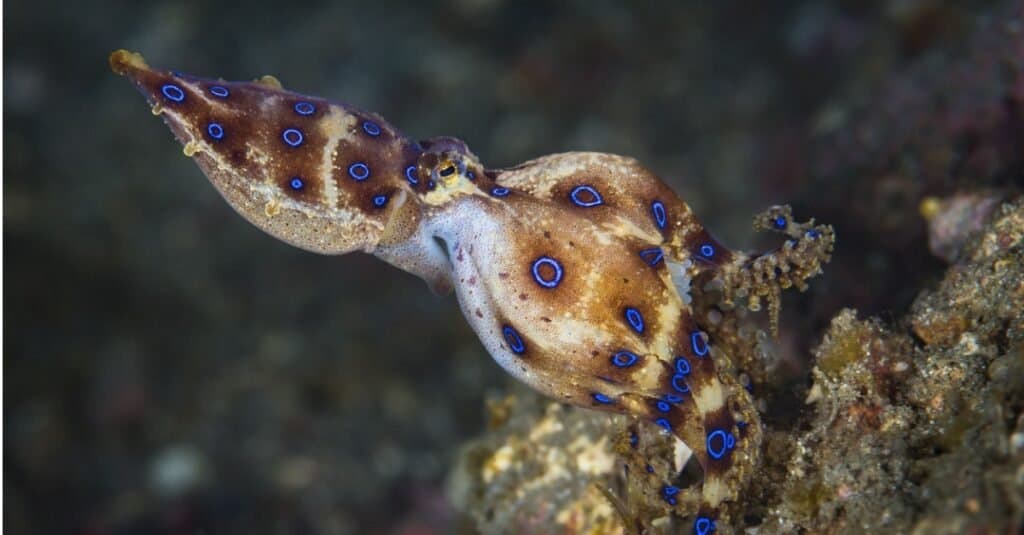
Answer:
[656,400,671,413]
[530,256,564,289]
[348,162,371,181]
[502,325,526,355]
[691,331,709,357]
[404,165,419,185]
[206,122,224,140]
[773,215,787,229]
[629,431,638,447]
[661,485,680,506]
[362,120,381,137]
[806,229,821,239]
[611,351,638,368]
[624,307,644,334]
[160,84,185,102]
[694,517,716,535]
[466,170,476,180]
[651,200,667,229]
[674,356,691,375]
[655,418,672,432]
[289,177,305,191]
[671,373,690,393]
[638,247,664,267]
[209,85,230,98]
[569,185,604,207]
[706,428,735,460]
[592,392,613,404]
[699,243,715,259]
[490,187,510,197]
[282,128,304,147]
[294,101,316,116]
[372,194,389,208]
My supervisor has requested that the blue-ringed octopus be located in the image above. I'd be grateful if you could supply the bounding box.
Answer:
[110,50,835,534]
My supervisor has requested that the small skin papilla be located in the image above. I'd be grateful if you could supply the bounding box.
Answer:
[110,49,835,532]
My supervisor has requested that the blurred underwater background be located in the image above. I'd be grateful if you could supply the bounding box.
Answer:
[5,0,1023,533]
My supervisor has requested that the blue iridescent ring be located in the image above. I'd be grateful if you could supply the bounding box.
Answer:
[490,187,510,197]
[699,243,715,258]
[592,393,613,404]
[656,400,671,413]
[773,215,787,229]
[662,485,680,506]
[663,393,683,404]
[694,517,716,535]
[160,84,185,102]
[655,418,672,432]
[706,428,735,460]
[691,331,709,357]
[651,200,667,229]
[372,194,389,208]
[611,350,638,368]
[569,185,604,207]
[294,101,316,116]
[206,122,224,140]
[639,248,664,267]
[530,256,564,289]
[674,356,691,375]
[362,120,381,136]
[282,128,304,147]
[209,85,230,98]
[348,162,370,181]
[671,373,689,393]
[289,177,304,191]
[502,325,526,355]
[404,165,419,185]
[624,307,644,334]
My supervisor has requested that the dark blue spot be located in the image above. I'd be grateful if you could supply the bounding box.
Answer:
[282,128,304,147]
[806,229,821,239]
[372,194,389,208]
[569,185,604,207]
[206,122,224,140]
[655,418,672,432]
[294,101,316,116]
[629,431,638,447]
[405,165,419,185]
[624,307,644,334]
[639,248,664,267]
[656,400,671,413]
[661,485,680,506]
[348,162,370,181]
[209,85,230,98]
[171,71,184,78]
[773,215,787,229]
[466,170,476,180]
[699,243,715,259]
[694,516,716,535]
[502,325,525,355]
[362,120,381,137]
[611,351,638,368]
[427,180,436,190]
[289,177,304,191]
[671,373,690,393]
[592,392,613,404]
[675,356,691,375]
[160,84,185,102]
[490,187,510,197]
[646,464,654,473]
[530,256,564,289]
[706,428,736,460]
[691,331,709,357]
[651,200,667,229]
[663,393,683,404]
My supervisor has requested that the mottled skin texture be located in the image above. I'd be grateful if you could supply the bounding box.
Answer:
[110,50,835,533]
